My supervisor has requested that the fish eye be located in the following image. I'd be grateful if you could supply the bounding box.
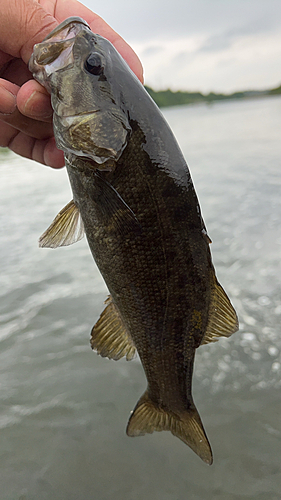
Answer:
[84,53,103,75]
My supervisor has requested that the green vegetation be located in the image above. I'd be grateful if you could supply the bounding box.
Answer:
[0,147,9,154]
[269,85,281,95]
[145,84,280,108]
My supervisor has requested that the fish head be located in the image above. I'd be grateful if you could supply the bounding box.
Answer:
[29,17,131,166]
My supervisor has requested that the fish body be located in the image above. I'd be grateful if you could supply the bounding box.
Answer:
[29,18,238,464]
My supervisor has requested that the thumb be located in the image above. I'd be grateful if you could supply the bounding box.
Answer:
[0,0,58,63]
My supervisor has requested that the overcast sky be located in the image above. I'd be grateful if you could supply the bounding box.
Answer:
[81,0,281,93]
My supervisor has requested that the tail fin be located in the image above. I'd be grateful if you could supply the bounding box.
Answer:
[126,391,213,465]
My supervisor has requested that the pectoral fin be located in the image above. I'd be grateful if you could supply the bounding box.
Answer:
[94,171,141,235]
[91,296,136,361]
[126,391,213,465]
[39,200,84,248]
[201,279,239,345]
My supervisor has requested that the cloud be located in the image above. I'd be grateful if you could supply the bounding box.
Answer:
[83,0,281,41]
[82,0,281,92]
[198,18,274,54]
[141,46,164,57]
[134,30,281,93]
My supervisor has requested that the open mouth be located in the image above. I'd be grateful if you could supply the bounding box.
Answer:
[29,17,91,88]
[42,17,90,44]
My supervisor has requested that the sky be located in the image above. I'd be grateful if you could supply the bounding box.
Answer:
[81,0,281,93]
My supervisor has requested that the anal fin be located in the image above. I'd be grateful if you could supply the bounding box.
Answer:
[201,279,239,345]
[91,296,136,361]
[126,391,213,465]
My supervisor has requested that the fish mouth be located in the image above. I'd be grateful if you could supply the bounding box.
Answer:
[29,17,91,89]
[41,17,90,44]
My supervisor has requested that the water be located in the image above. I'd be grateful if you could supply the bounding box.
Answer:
[1,96,281,500]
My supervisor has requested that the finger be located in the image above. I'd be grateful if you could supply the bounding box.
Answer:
[87,18,143,83]
[0,107,53,139]
[18,4,144,121]
[0,79,17,114]
[17,80,52,121]
[0,78,53,142]
[9,133,65,168]
[0,119,64,168]
[0,0,58,62]
[41,0,144,83]
[0,57,33,87]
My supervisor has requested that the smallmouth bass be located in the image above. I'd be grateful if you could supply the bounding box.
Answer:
[29,17,238,464]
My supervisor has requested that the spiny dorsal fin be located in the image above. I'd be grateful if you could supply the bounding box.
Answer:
[91,296,136,361]
[126,391,213,465]
[201,280,239,345]
[39,200,84,248]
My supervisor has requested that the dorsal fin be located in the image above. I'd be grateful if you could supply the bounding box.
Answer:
[39,200,84,248]
[126,390,213,464]
[201,280,239,345]
[91,296,136,361]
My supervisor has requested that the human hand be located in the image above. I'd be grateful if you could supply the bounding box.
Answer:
[0,0,143,168]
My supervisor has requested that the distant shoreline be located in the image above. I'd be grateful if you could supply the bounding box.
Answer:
[145,84,281,108]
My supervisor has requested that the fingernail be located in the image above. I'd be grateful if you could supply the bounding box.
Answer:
[24,90,53,119]
[0,85,17,114]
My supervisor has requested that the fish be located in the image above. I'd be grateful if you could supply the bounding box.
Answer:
[29,17,239,464]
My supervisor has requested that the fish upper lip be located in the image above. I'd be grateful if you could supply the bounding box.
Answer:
[42,17,90,43]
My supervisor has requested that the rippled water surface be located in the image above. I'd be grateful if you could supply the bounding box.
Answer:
[1,96,281,500]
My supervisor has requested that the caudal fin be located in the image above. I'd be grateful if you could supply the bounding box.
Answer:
[126,391,213,465]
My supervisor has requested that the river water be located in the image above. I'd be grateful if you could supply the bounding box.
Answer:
[0,96,281,500]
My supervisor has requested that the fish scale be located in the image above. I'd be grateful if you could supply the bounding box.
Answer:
[29,16,238,464]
